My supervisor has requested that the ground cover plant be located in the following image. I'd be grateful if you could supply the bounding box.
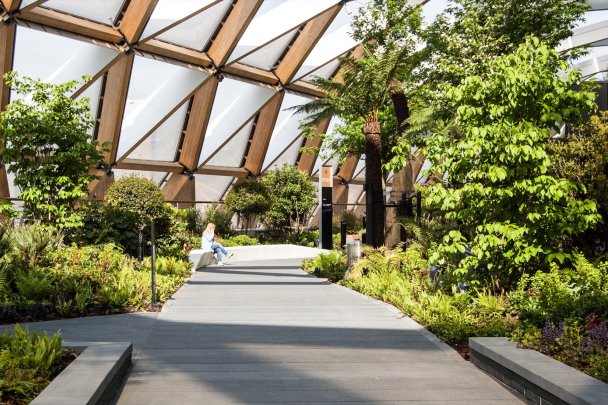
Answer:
[0,222,191,323]
[0,325,74,404]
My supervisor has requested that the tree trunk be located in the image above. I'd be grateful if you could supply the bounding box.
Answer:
[365,120,384,248]
[385,90,410,247]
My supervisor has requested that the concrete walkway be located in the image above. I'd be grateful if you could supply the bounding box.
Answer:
[7,258,523,404]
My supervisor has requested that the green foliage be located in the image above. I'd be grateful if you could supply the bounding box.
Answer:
[104,176,165,229]
[307,250,347,282]
[224,178,271,231]
[201,203,233,237]
[154,205,192,260]
[338,211,362,234]
[0,73,105,229]
[339,245,514,345]
[589,354,608,383]
[298,229,319,248]
[426,38,600,288]
[548,112,608,255]
[221,234,259,247]
[0,325,64,403]
[426,0,588,85]
[509,256,608,326]
[261,164,316,238]
[184,207,204,235]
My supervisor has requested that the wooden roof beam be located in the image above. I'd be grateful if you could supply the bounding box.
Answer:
[337,155,359,183]
[0,22,16,199]
[274,4,342,84]
[207,0,263,67]
[119,0,159,45]
[178,77,219,171]
[297,118,330,175]
[1,0,21,12]
[18,7,123,43]
[243,92,285,176]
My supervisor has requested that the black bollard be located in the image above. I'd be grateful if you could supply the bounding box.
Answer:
[151,220,157,305]
[340,220,347,250]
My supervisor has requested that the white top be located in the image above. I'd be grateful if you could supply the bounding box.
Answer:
[201,231,214,251]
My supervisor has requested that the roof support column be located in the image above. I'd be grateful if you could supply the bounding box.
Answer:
[163,77,218,200]
[243,91,284,176]
[89,53,134,197]
[297,118,330,175]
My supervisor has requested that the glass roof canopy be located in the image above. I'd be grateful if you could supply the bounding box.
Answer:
[1,0,607,207]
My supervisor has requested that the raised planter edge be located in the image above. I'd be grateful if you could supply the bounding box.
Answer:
[30,341,132,405]
[469,337,608,405]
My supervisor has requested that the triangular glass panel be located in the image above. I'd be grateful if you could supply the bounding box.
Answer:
[113,170,167,186]
[126,103,189,162]
[42,0,123,25]
[264,135,303,173]
[228,0,340,63]
[156,0,232,51]
[141,0,220,40]
[295,6,358,80]
[194,174,233,202]
[348,184,364,206]
[238,28,299,71]
[301,57,341,83]
[351,159,366,180]
[205,119,254,167]
[261,93,313,170]
[12,27,118,100]
[117,56,209,160]
[198,78,276,166]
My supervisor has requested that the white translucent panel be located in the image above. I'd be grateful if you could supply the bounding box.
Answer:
[561,15,608,49]
[117,56,209,160]
[75,78,103,135]
[416,159,433,183]
[156,0,231,51]
[20,0,40,8]
[112,170,167,186]
[576,9,608,28]
[6,168,20,199]
[127,103,189,161]
[44,0,123,25]
[294,6,358,80]
[238,28,299,70]
[261,93,313,169]
[301,58,341,82]
[206,119,253,167]
[264,135,302,172]
[142,0,220,40]
[12,27,118,99]
[352,159,366,180]
[198,78,276,166]
[572,46,608,77]
[354,166,366,181]
[229,0,340,63]
[194,174,233,202]
[348,184,364,206]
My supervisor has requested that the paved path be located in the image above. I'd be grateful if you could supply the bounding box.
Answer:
[6,259,522,404]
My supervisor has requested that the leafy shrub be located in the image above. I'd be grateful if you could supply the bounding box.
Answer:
[184,207,204,235]
[306,251,347,282]
[338,211,362,234]
[509,256,608,326]
[221,234,259,247]
[0,325,65,404]
[154,205,192,260]
[548,111,608,256]
[262,164,316,239]
[201,203,233,237]
[104,176,165,229]
[224,178,271,231]
[298,229,319,247]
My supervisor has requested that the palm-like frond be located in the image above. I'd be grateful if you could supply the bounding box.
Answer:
[291,43,416,128]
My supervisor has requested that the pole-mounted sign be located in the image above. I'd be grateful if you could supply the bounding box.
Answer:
[319,165,333,250]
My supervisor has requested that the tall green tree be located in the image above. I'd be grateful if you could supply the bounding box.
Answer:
[224,178,271,233]
[261,164,316,240]
[0,73,104,229]
[295,1,425,247]
[426,38,600,289]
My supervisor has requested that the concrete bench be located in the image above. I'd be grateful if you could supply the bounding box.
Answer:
[188,244,326,271]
